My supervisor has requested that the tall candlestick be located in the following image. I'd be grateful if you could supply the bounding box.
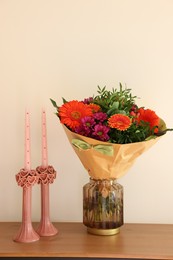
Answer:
[42,109,48,167]
[14,110,40,243]
[36,109,58,236]
[25,110,31,170]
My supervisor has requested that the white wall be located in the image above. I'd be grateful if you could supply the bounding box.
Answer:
[0,0,173,224]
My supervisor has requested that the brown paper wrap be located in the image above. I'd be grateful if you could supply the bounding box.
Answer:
[63,125,161,180]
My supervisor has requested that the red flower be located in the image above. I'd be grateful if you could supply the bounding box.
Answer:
[59,100,92,130]
[137,108,159,133]
[108,114,131,131]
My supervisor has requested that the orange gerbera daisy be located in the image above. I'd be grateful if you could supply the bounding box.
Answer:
[58,100,92,130]
[137,108,160,133]
[108,114,131,131]
[88,103,101,113]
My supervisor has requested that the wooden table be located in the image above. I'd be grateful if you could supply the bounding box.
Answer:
[0,222,173,259]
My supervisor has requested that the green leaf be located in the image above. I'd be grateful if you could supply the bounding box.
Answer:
[112,101,119,109]
[119,82,123,93]
[116,110,127,115]
[107,102,119,115]
[50,98,58,108]
[62,97,68,104]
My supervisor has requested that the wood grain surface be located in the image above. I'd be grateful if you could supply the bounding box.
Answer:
[0,222,173,259]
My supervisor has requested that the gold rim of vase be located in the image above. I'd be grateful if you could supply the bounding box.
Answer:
[87,227,120,236]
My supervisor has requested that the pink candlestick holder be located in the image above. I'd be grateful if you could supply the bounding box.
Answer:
[14,169,40,243]
[36,165,58,236]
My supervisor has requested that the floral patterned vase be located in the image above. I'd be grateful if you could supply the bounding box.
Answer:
[83,178,123,235]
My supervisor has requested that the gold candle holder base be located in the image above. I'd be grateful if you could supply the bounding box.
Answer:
[87,227,120,236]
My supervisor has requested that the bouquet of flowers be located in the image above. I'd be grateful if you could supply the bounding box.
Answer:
[51,84,171,179]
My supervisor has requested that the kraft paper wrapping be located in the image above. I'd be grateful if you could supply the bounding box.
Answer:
[63,125,161,180]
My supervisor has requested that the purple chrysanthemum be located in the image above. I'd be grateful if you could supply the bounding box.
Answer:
[92,124,110,141]
[74,116,96,137]
[74,124,91,137]
[81,116,96,129]
[93,112,108,122]
[83,97,94,104]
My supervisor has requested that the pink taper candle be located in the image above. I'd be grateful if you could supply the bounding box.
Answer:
[14,110,40,243]
[42,109,48,168]
[25,110,31,170]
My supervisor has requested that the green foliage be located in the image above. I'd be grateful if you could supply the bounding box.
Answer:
[93,83,137,116]
[109,122,152,144]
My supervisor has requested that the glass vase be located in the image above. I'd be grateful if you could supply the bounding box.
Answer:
[83,178,123,235]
